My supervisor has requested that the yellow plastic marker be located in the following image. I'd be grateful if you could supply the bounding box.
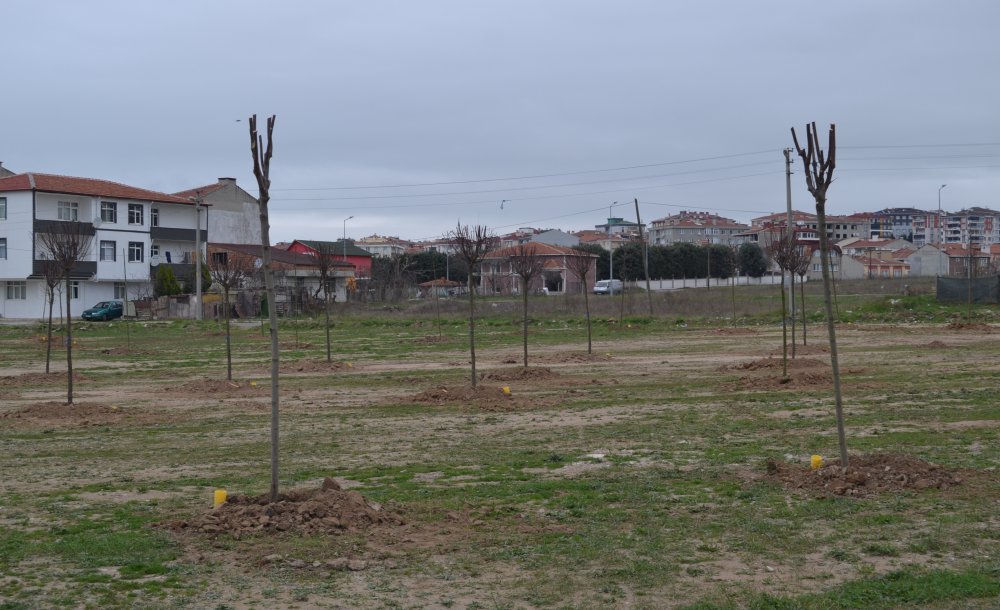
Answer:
[501,386,511,396]
[213,489,228,508]
[250,381,257,387]
[810,455,823,470]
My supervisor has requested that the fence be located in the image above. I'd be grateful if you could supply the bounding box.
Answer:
[936,275,1000,304]
[632,274,798,291]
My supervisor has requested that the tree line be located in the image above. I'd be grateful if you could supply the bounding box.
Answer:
[576,242,770,282]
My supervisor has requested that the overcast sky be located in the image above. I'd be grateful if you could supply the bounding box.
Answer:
[2,1,998,243]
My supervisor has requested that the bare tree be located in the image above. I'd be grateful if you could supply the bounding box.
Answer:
[793,246,813,346]
[208,249,255,381]
[450,223,498,388]
[37,222,94,404]
[311,241,339,362]
[766,232,796,378]
[507,244,546,368]
[567,250,595,354]
[792,122,848,468]
[40,258,62,374]
[249,113,281,501]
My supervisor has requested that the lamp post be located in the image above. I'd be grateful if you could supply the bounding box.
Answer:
[608,201,618,281]
[938,184,947,244]
[342,215,353,261]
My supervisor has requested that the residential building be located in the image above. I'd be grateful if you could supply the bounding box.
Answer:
[0,162,15,178]
[838,238,912,257]
[481,243,597,295]
[287,239,374,278]
[355,234,411,257]
[0,172,204,318]
[904,244,949,277]
[911,211,947,247]
[174,178,260,244]
[751,210,871,242]
[530,229,579,248]
[870,207,924,240]
[943,207,1000,248]
[575,230,630,254]
[647,211,748,246]
[595,216,643,237]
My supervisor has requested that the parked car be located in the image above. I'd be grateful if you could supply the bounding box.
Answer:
[593,279,624,295]
[82,301,124,321]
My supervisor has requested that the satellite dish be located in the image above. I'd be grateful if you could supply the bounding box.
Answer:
[149,255,162,267]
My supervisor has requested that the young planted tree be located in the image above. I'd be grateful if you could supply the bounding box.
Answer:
[249,113,282,501]
[567,249,596,354]
[507,244,545,368]
[792,122,848,468]
[766,233,795,377]
[208,250,254,381]
[450,223,498,388]
[793,246,813,346]
[311,241,339,362]
[37,221,94,405]
[40,258,62,374]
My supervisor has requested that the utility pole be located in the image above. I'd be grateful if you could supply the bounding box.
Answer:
[634,198,653,314]
[194,193,203,321]
[783,148,795,335]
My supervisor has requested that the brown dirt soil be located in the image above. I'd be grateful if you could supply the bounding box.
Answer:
[178,379,267,397]
[731,357,828,372]
[734,371,833,390]
[99,347,154,356]
[786,343,828,355]
[926,340,949,348]
[945,322,994,332]
[412,335,449,345]
[500,351,613,365]
[0,401,175,428]
[412,384,543,411]
[480,367,561,382]
[765,453,966,498]
[164,478,403,538]
[274,359,355,374]
[0,371,88,387]
[713,327,759,335]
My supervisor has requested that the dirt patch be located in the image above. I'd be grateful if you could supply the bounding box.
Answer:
[163,478,402,538]
[734,371,833,390]
[480,367,561,382]
[0,401,166,428]
[926,340,949,348]
[946,322,994,332]
[0,371,88,388]
[412,335,450,345]
[713,327,759,335]
[178,379,266,397]
[274,359,355,374]
[500,352,612,365]
[764,453,966,497]
[99,347,153,356]
[730,357,828,372]
[411,384,543,411]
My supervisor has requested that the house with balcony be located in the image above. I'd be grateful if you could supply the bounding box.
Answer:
[647,211,748,246]
[0,172,205,318]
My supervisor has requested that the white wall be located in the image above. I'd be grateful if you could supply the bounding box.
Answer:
[0,191,34,279]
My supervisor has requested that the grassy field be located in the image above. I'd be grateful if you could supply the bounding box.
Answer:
[0,280,998,609]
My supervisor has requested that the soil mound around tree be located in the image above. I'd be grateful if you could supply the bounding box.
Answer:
[765,453,965,497]
[165,478,402,538]
[946,322,994,333]
[0,371,88,388]
[0,401,171,428]
[734,372,832,390]
[178,379,266,397]
[731,357,828,372]
[480,367,560,382]
[500,352,612,365]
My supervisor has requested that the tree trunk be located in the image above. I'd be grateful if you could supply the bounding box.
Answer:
[324,284,332,363]
[816,194,849,468]
[522,276,529,368]
[46,289,55,374]
[780,273,787,379]
[65,276,74,405]
[731,274,737,326]
[800,277,807,345]
[790,272,796,359]
[224,288,233,381]
[584,285,592,355]
[468,274,478,388]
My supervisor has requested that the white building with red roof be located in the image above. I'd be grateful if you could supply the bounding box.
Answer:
[647,211,748,246]
[481,242,597,295]
[0,172,205,318]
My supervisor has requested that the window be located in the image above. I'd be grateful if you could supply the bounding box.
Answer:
[150,245,160,257]
[0,238,5,259]
[114,282,126,299]
[70,281,80,300]
[101,201,117,223]
[100,240,116,262]
[58,201,79,221]
[6,281,26,300]
[150,208,159,227]
[128,203,143,225]
[128,241,144,262]
[0,197,6,219]
[212,251,228,265]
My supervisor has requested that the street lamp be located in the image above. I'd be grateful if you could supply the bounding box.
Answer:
[938,184,947,244]
[342,215,353,261]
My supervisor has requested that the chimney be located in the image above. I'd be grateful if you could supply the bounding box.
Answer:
[218,177,236,184]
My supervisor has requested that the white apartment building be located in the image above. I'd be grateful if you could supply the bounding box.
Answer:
[0,172,205,318]
[647,211,748,245]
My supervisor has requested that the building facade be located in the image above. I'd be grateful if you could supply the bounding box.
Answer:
[647,211,748,245]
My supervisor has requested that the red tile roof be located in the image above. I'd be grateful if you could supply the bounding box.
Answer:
[485,242,594,259]
[0,173,195,205]
[173,182,227,199]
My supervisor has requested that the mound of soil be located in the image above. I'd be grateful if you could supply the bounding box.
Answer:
[166,478,402,538]
[713,327,759,335]
[412,384,535,411]
[946,322,994,333]
[178,379,266,396]
[765,453,964,497]
[732,357,828,372]
[500,352,612,365]
[0,401,136,427]
[0,371,87,388]
[480,367,560,382]
[926,340,949,348]
[735,371,832,390]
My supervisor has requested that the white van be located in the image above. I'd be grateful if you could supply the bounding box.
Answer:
[593,279,624,295]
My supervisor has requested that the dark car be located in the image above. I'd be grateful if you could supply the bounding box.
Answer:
[82,301,124,321]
